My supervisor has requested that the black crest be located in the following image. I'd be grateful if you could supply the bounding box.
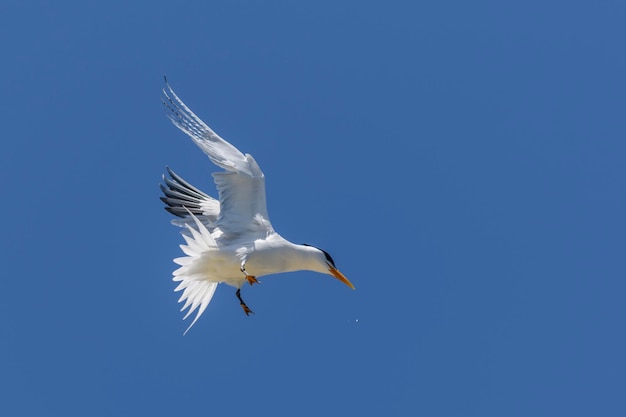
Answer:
[302,244,336,268]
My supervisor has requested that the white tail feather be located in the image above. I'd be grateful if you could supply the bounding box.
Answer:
[172,209,220,335]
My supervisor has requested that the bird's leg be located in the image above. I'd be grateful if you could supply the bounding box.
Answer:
[236,288,254,316]
[240,263,260,286]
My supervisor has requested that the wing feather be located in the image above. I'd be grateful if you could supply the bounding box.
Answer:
[161,80,273,236]
[162,79,252,175]
[161,167,219,221]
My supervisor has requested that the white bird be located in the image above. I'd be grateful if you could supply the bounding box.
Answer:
[160,79,355,334]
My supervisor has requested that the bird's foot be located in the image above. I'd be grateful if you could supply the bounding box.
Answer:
[245,275,260,286]
[240,302,255,316]
[236,288,254,316]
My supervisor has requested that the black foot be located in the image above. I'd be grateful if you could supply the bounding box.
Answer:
[236,289,255,316]
[240,303,254,316]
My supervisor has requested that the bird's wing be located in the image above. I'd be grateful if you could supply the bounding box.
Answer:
[163,80,273,236]
[160,167,219,222]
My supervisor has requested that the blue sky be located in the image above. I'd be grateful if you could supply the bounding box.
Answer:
[2,1,625,415]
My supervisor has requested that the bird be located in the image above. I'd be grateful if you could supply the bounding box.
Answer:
[160,79,355,334]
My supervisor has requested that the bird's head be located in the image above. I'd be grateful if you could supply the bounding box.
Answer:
[302,244,355,290]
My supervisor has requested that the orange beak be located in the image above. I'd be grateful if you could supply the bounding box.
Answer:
[329,266,355,290]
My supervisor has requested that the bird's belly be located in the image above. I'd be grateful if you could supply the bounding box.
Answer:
[196,250,244,288]
[244,249,295,278]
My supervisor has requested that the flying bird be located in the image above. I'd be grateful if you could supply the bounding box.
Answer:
[160,79,355,333]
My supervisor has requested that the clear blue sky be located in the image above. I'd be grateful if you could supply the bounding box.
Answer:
[2,1,625,416]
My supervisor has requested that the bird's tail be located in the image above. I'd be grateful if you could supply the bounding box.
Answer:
[172,210,219,335]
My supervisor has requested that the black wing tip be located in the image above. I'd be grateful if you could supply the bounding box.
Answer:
[160,168,213,219]
[162,75,170,96]
[163,75,177,97]
[164,206,187,218]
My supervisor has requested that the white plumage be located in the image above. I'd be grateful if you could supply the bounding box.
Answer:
[160,79,354,334]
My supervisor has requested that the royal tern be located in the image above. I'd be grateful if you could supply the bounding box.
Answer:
[160,79,355,333]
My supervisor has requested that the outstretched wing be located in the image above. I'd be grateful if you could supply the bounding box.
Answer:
[162,80,273,237]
